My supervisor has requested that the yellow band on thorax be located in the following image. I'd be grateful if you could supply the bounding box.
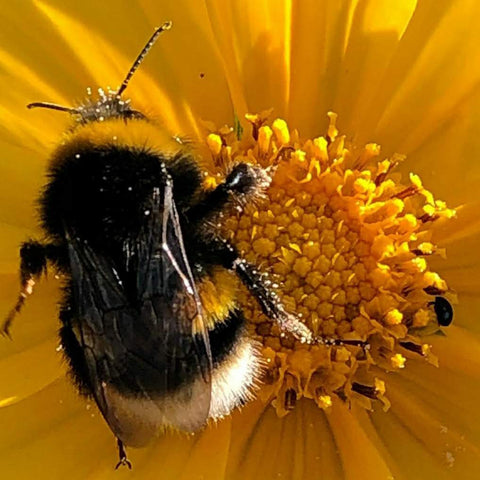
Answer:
[54,118,185,160]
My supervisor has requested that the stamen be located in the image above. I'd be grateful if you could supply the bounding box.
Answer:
[284,389,297,410]
[351,382,379,399]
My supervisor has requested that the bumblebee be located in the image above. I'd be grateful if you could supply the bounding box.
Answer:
[3,23,312,468]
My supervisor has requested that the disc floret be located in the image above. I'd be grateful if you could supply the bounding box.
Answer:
[206,112,456,415]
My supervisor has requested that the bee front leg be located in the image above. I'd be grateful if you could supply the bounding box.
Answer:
[232,257,313,344]
[2,240,63,337]
[188,162,273,222]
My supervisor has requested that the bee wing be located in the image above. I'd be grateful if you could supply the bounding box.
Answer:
[67,182,212,446]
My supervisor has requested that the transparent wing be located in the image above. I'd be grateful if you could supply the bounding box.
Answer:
[67,181,212,446]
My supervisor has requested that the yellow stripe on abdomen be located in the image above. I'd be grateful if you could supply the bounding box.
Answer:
[196,267,239,330]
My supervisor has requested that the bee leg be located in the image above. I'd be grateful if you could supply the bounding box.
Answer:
[115,439,132,470]
[234,260,369,347]
[206,238,314,344]
[232,257,313,344]
[2,240,63,337]
[189,162,272,221]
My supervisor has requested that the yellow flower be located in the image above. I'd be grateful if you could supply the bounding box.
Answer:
[1,1,480,479]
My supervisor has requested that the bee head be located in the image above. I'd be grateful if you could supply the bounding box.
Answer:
[27,21,172,125]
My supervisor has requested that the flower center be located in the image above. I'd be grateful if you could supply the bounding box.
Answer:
[205,112,456,416]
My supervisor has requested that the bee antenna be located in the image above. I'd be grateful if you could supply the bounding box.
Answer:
[27,102,80,114]
[116,21,172,97]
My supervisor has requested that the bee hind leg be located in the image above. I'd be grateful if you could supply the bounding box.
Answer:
[115,439,132,470]
[2,240,63,337]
